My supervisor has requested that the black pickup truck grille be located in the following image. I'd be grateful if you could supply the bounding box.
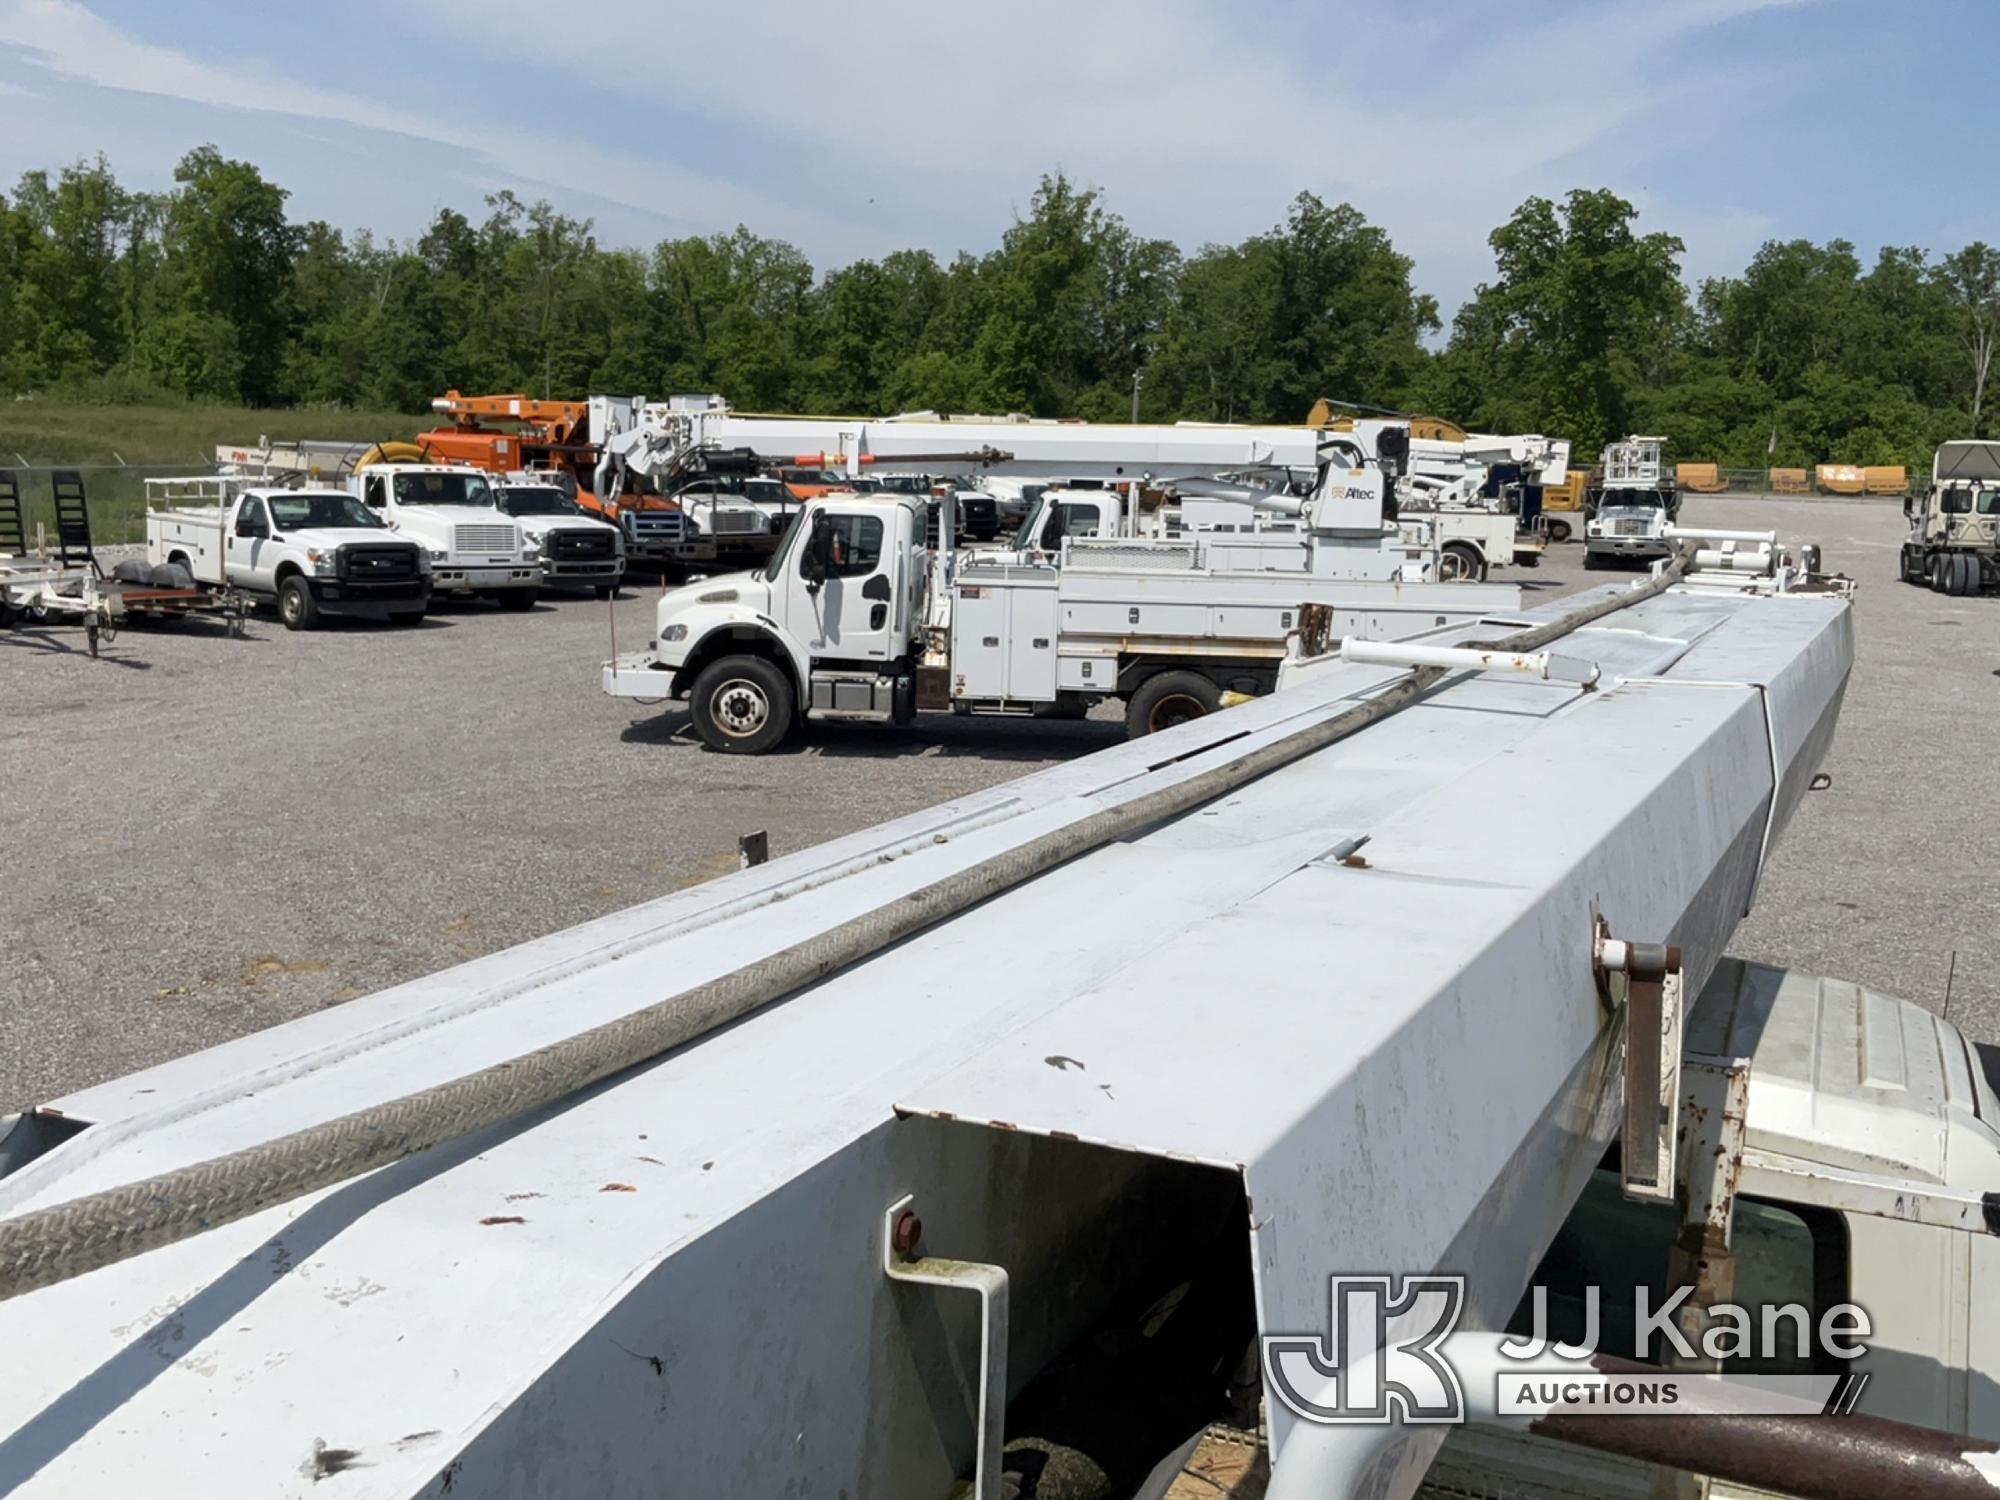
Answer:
[340,544,422,582]
[549,528,617,560]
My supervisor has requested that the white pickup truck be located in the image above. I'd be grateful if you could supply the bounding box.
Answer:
[347,464,540,608]
[144,478,431,629]
[492,478,626,597]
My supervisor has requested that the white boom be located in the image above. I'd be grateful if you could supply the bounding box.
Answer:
[0,552,1868,1498]
[596,394,1333,498]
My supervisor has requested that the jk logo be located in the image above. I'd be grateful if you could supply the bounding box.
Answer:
[1264,1275,1467,1424]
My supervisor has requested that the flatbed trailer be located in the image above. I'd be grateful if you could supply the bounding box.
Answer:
[0,556,248,656]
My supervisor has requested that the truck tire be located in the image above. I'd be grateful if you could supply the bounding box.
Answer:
[1929,555,1948,592]
[1439,542,1487,582]
[1960,553,1983,595]
[498,588,538,612]
[278,575,319,631]
[1899,547,1921,584]
[1546,518,1572,544]
[690,654,794,754]
[1583,549,1604,571]
[595,582,621,600]
[1125,671,1222,739]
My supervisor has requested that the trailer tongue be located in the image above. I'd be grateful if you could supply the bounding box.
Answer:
[0,554,1865,1498]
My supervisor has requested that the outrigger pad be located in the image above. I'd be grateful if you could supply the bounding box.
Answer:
[49,469,95,572]
[0,470,23,557]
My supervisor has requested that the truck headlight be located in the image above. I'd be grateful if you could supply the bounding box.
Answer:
[662,624,689,642]
[307,549,339,576]
[523,545,540,563]
[429,548,448,562]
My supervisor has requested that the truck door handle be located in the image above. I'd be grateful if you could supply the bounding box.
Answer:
[870,604,887,629]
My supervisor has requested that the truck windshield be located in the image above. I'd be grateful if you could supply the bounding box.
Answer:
[765,508,808,581]
[269,494,385,531]
[1981,489,2000,515]
[498,486,578,516]
[1940,487,1974,514]
[394,472,492,507]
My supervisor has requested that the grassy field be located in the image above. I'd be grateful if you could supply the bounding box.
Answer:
[0,400,428,544]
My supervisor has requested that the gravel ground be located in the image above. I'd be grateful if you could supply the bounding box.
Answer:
[1,493,1992,1110]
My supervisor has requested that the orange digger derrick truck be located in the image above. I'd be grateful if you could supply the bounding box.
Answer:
[421,392,800,569]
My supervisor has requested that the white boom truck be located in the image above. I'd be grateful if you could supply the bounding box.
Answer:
[598,406,1516,750]
[144,477,431,629]
[13,542,1989,1500]
[1585,436,1680,569]
[217,444,541,608]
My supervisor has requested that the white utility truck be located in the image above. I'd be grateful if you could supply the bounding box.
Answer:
[217,444,541,608]
[1585,436,1680,569]
[598,407,1516,750]
[491,477,626,597]
[144,477,431,629]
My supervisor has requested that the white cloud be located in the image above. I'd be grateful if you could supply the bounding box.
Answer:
[0,0,1821,311]
[0,0,862,250]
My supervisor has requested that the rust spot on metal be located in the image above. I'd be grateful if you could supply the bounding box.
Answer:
[891,1210,923,1256]
[988,1119,1018,1131]
[479,1216,526,1226]
[701,1160,714,1171]
[636,1155,664,1165]
[503,1192,544,1202]
[601,1183,637,1193]
[1050,1130,1080,1142]
[1044,1054,1086,1072]
[930,1110,957,1122]
[1340,854,1370,868]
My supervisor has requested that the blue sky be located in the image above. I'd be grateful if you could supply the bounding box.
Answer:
[0,0,1990,319]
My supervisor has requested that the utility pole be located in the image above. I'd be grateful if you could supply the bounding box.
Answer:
[1131,368,1143,424]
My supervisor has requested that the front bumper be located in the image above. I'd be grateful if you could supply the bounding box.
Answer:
[434,565,539,591]
[542,559,626,586]
[309,578,430,612]
[1586,535,1670,557]
[602,650,680,700]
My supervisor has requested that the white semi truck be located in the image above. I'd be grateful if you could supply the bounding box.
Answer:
[598,407,1516,750]
[217,444,542,608]
[144,477,432,629]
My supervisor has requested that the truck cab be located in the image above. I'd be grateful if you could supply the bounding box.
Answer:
[144,479,430,630]
[1900,440,2000,596]
[1421,957,2000,1498]
[492,478,626,597]
[349,465,540,609]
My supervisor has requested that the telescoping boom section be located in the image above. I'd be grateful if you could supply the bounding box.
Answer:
[0,575,1853,1499]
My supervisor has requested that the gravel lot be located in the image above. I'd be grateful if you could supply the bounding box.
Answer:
[1,494,1993,1110]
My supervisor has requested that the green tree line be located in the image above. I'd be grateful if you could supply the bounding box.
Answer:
[5,148,1998,469]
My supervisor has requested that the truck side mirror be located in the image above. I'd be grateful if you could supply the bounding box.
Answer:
[801,515,830,587]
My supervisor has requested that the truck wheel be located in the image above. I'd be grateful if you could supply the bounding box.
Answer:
[1125,671,1222,738]
[1439,542,1486,582]
[1958,553,1981,595]
[1546,519,1572,544]
[690,655,794,754]
[498,588,538,612]
[278,575,319,631]
[1929,555,1947,592]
